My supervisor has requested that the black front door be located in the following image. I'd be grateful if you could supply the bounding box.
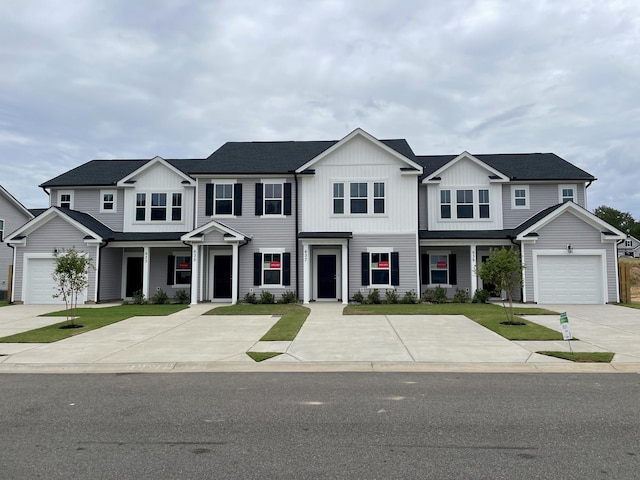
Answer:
[317,255,337,299]
[213,255,232,299]
[125,257,143,297]
[481,255,500,297]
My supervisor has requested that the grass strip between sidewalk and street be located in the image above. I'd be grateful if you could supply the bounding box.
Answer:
[0,304,188,343]
[246,351,283,362]
[344,303,563,341]
[206,304,310,341]
[536,351,615,363]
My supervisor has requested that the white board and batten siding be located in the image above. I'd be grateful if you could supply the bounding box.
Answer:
[123,162,195,233]
[300,135,418,235]
[426,157,504,231]
[522,211,617,304]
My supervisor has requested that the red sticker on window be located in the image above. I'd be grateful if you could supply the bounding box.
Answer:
[437,261,447,269]
[178,262,189,269]
[270,261,281,269]
[378,261,389,268]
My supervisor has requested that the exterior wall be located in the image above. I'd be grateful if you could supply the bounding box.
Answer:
[419,246,472,298]
[122,162,195,232]
[418,185,428,230]
[300,136,419,235]
[521,211,618,302]
[12,216,98,303]
[50,188,126,231]
[348,233,418,300]
[502,183,587,228]
[149,247,191,298]
[98,246,123,301]
[0,196,31,298]
[426,157,504,231]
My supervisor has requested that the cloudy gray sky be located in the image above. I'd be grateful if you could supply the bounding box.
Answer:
[1,0,639,218]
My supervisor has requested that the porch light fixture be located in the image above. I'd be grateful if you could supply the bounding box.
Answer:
[567,244,573,254]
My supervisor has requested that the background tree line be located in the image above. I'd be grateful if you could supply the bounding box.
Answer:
[594,205,640,238]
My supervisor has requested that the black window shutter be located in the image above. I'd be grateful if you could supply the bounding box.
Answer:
[255,183,263,215]
[167,255,175,285]
[205,184,214,216]
[361,252,370,286]
[449,254,457,285]
[284,182,292,216]
[234,183,242,216]
[283,252,291,286]
[421,254,429,285]
[253,252,262,286]
[391,252,400,286]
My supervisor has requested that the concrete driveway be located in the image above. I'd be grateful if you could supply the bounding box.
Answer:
[0,302,639,372]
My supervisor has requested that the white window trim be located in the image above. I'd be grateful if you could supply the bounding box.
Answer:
[340,180,387,217]
[366,246,393,287]
[0,218,4,242]
[559,184,577,203]
[511,185,529,209]
[100,189,117,213]
[439,188,492,221]
[173,251,192,287]
[134,191,184,223]
[426,250,452,288]
[58,190,74,209]
[259,247,285,288]
[439,189,452,219]
[332,182,345,215]
[261,178,285,218]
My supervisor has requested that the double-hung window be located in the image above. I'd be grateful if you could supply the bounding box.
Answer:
[101,190,116,212]
[151,193,167,221]
[215,184,233,215]
[172,193,182,221]
[373,182,385,214]
[430,255,448,284]
[456,190,473,218]
[333,183,344,214]
[479,189,490,218]
[264,183,282,215]
[174,255,191,285]
[136,193,146,221]
[371,252,390,285]
[513,186,528,208]
[0,219,4,242]
[135,192,182,222]
[440,190,451,219]
[350,183,368,214]
[58,191,73,209]
[560,185,576,203]
[262,253,282,285]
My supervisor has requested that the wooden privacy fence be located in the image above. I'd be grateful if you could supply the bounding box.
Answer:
[619,260,631,304]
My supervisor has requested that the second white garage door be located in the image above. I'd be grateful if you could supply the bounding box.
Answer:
[536,254,603,304]
[24,257,86,305]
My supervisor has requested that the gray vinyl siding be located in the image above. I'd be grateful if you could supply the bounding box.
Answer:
[419,246,472,299]
[149,247,191,298]
[348,233,418,299]
[522,211,617,302]
[50,188,125,231]
[503,183,587,228]
[418,185,428,230]
[12,216,98,302]
[98,247,123,301]
[0,198,31,297]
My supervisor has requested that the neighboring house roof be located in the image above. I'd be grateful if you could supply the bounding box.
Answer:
[416,153,595,182]
[0,184,34,218]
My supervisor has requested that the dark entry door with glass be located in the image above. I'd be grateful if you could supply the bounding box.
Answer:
[317,254,337,299]
[213,255,232,299]
[125,257,143,297]
[481,255,500,297]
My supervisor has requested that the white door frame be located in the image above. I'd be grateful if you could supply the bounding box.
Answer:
[208,249,233,302]
[312,247,342,301]
[121,251,143,300]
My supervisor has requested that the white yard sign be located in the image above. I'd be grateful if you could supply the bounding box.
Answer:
[560,312,573,341]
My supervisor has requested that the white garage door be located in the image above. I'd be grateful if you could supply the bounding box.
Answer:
[536,255,603,304]
[24,257,86,305]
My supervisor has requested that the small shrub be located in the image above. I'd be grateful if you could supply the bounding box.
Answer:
[453,288,469,303]
[259,290,275,304]
[434,285,448,303]
[279,290,298,304]
[367,288,381,304]
[422,288,435,303]
[243,292,257,304]
[152,289,170,305]
[401,289,419,304]
[472,289,491,304]
[384,289,399,304]
[173,289,190,304]
[132,290,146,305]
[352,291,364,303]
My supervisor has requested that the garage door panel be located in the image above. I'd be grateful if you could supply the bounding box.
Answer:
[24,258,86,305]
[536,255,602,304]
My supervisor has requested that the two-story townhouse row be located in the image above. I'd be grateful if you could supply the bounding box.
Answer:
[6,128,625,306]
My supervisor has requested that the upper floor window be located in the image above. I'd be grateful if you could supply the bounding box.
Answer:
[58,191,73,209]
[440,190,451,219]
[350,183,368,214]
[333,183,344,214]
[479,189,490,218]
[373,182,385,214]
[625,239,633,248]
[512,185,529,209]
[215,184,233,215]
[264,183,282,215]
[559,184,576,203]
[456,190,473,218]
[100,190,116,213]
[0,219,4,242]
[135,192,182,222]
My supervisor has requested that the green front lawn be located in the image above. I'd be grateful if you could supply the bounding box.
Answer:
[344,303,563,341]
[206,304,310,341]
[0,301,8,307]
[0,304,188,343]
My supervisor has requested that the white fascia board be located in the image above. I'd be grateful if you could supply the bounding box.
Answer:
[294,128,423,174]
[422,151,509,184]
[4,207,102,243]
[181,219,247,242]
[117,156,195,187]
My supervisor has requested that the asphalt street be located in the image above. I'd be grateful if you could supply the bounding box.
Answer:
[1,373,639,479]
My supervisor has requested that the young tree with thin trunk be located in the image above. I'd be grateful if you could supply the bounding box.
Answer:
[477,246,524,324]
[52,248,94,326]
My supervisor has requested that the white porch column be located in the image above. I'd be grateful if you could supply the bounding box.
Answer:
[341,242,348,304]
[303,242,311,304]
[470,244,478,295]
[190,244,199,305]
[231,242,239,304]
[142,246,150,301]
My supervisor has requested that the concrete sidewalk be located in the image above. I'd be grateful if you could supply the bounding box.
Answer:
[1,302,639,373]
